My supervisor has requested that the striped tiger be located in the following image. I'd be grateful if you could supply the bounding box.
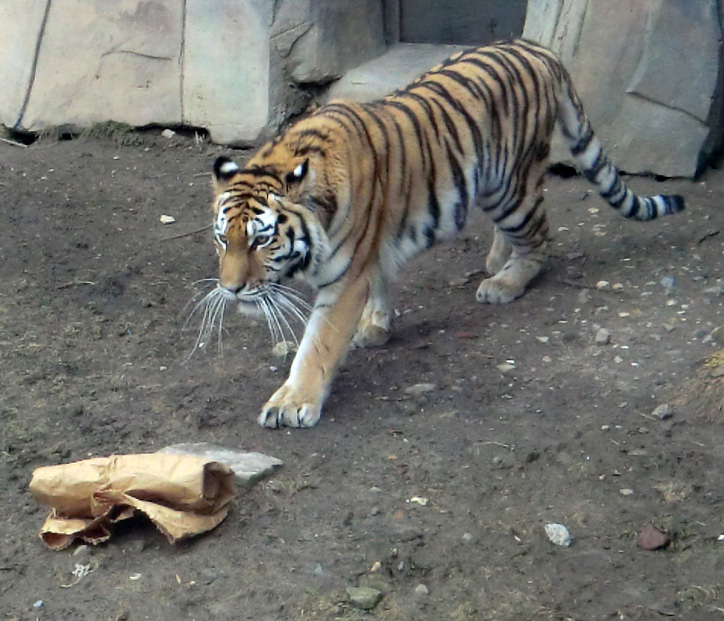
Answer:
[206,38,684,429]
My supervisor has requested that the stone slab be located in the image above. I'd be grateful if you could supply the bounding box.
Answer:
[627,0,719,123]
[159,443,283,486]
[325,43,466,103]
[524,0,718,177]
[183,0,272,145]
[0,0,49,129]
[19,0,182,132]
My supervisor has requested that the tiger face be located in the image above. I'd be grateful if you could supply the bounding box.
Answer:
[211,156,328,315]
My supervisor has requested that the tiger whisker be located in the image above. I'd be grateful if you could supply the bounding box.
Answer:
[212,293,226,356]
[182,283,218,321]
[268,295,300,349]
[183,284,228,361]
[273,293,309,329]
[270,283,314,312]
[184,279,221,318]
[260,297,284,347]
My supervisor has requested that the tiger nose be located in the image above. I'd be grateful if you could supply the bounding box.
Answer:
[220,285,242,299]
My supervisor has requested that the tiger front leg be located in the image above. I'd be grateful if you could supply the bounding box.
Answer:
[258,278,368,429]
[353,274,391,348]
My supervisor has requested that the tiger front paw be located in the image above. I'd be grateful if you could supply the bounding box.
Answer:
[258,384,322,429]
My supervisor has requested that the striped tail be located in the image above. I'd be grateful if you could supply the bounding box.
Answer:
[557,75,685,220]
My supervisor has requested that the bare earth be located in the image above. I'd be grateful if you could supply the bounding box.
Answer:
[2,133,724,621]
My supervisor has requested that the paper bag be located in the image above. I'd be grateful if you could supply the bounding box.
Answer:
[29,453,236,550]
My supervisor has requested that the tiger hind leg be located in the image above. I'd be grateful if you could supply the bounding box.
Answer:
[485,225,513,275]
[477,176,550,305]
[353,274,391,348]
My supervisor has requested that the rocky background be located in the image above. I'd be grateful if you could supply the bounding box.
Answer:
[1,0,722,177]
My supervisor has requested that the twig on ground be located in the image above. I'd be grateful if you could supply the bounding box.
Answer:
[161,224,211,241]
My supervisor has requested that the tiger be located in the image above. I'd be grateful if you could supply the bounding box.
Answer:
[206,38,684,429]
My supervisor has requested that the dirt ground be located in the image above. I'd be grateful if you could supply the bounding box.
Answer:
[2,131,724,621]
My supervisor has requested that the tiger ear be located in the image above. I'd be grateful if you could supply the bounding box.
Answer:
[285,159,309,185]
[212,156,240,190]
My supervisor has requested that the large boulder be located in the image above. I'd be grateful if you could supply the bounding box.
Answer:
[524,0,720,177]
[1,0,183,132]
[1,0,386,146]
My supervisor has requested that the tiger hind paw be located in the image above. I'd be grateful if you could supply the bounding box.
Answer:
[475,278,526,304]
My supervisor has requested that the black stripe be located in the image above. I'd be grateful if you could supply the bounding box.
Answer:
[412,79,484,158]
[447,143,468,230]
[502,195,542,233]
[600,175,622,201]
[570,124,593,156]
[609,189,629,209]
[431,99,463,153]
[404,91,441,140]
[582,149,606,183]
[295,128,328,141]
[427,155,440,230]
[459,55,511,114]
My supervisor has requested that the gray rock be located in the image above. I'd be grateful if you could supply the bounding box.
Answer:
[1,0,386,146]
[404,383,437,397]
[595,328,611,346]
[346,586,383,610]
[711,326,724,344]
[326,42,465,104]
[652,403,673,420]
[414,583,429,596]
[544,523,572,547]
[524,0,719,177]
[660,276,676,293]
[158,443,283,485]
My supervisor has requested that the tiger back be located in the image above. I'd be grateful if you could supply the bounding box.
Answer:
[207,38,684,429]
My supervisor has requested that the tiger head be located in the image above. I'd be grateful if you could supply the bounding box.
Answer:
[210,155,329,315]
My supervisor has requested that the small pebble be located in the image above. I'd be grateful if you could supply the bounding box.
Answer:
[595,328,611,345]
[637,524,670,550]
[660,276,675,292]
[596,280,610,290]
[620,488,634,496]
[652,403,673,420]
[544,523,572,547]
[346,586,383,610]
[711,326,724,344]
[404,383,437,397]
[414,584,429,596]
[272,340,296,358]
[33,600,44,609]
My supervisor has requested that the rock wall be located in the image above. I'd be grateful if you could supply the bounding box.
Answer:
[1,0,720,176]
[0,0,385,145]
[524,0,721,177]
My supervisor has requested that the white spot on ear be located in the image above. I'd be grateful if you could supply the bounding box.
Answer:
[220,161,239,175]
[293,163,304,178]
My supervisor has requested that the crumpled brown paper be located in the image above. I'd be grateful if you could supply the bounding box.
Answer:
[29,453,236,550]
